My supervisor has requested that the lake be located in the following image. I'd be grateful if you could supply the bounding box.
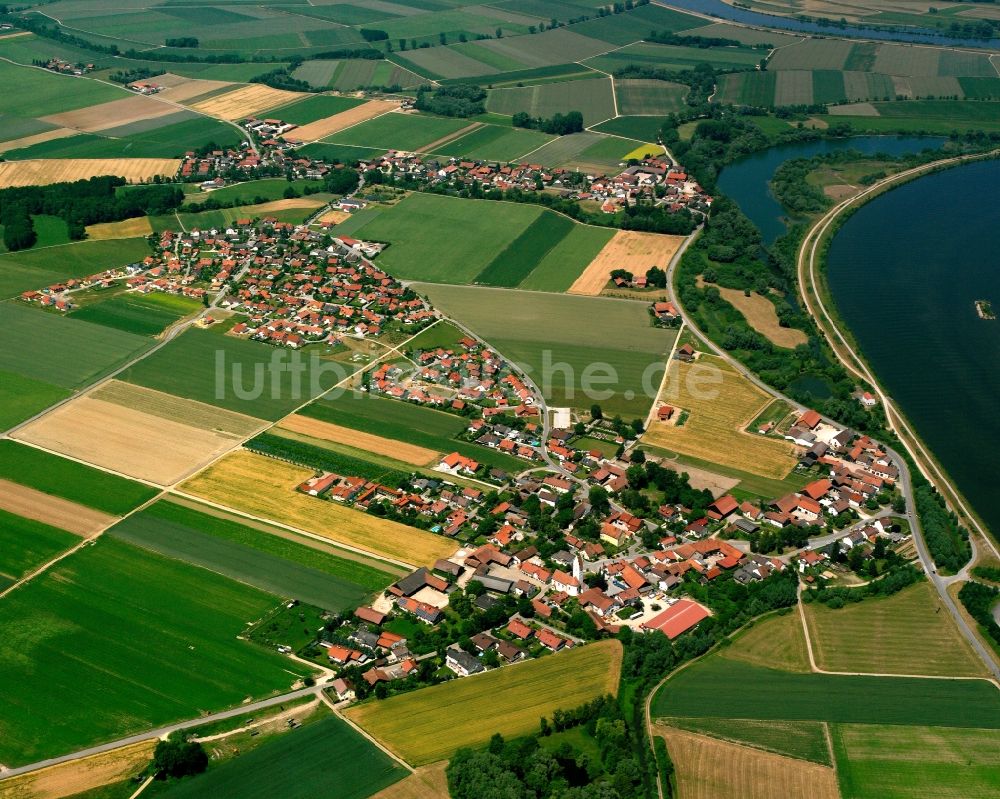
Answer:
[825,159,1000,537]
[718,136,946,244]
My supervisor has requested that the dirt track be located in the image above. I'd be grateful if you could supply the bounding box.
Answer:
[0,478,116,536]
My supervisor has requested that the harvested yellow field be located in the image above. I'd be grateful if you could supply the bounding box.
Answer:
[316,208,351,225]
[0,740,155,799]
[181,450,456,565]
[0,128,76,154]
[659,727,840,799]
[193,84,304,120]
[41,95,177,133]
[346,640,622,766]
[289,99,399,141]
[722,611,811,673]
[278,414,440,466]
[570,230,685,295]
[0,159,180,188]
[155,75,234,103]
[714,284,807,349]
[0,478,116,537]
[241,197,324,213]
[93,381,265,436]
[368,763,449,799]
[623,142,662,160]
[84,216,153,240]
[14,394,257,486]
[642,355,798,480]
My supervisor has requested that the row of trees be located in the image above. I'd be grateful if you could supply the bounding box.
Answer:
[513,111,584,135]
[414,84,486,117]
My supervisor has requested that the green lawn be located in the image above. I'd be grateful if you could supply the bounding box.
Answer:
[653,655,1000,728]
[0,370,69,431]
[0,536,310,767]
[109,499,395,611]
[474,211,575,287]
[0,440,158,515]
[518,225,615,292]
[0,238,151,299]
[160,715,406,799]
[69,292,202,336]
[0,302,151,390]
[325,112,470,151]
[0,508,80,585]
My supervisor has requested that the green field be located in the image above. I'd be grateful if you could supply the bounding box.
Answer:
[593,116,669,142]
[832,723,1000,799]
[300,391,525,473]
[518,224,615,292]
[30,215,71,249]
[0,508,80,588]
[0,440,158,515]
[653,655,1000,728]
[0,370,69,431]
[325,112,471,152]
[414,286,676,417]
[109,499,394,611]
[161,715,406,799]
[486,77,616,125]
[566,134,654,171]
[0,302,151,390]
[434,123,553,162]
[475,211,575,286]
[187,178,325,207]
[586,41,761,74]
[350,192,544,282]
[70,292,202,336]
[0,238,152,299]
[120,325,348,420]
[614,79,689,116]
[0,60,125,117]
[663,716,831,765]
[268,94,364,124]
[0,536,310,766]
[293,58,424,91]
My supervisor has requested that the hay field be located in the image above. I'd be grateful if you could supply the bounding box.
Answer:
[658,727,839,799]
[84,216,154,240]
[156,75,234,103]
[317,208,351,225]
[0,740,155,799]
[569,230,685,295]
[0,478,116,537]
[0,159,180,188]
[14,392,260,486]
[181,450,456,565]
[642,355,799,480]
[41,96,177,133]
[0,128,76,154]
[193,85,304,120]
[277,414,440,466]
[804,581,987,677]
[723,611,811,673]
[346,640,622,765]
[290,99,399,141]
[715,284,808,348]
[368,763,448,799]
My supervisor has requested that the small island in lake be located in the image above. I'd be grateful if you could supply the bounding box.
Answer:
[975,299,996,320]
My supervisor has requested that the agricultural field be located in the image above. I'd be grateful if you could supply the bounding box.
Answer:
[288,99,401,143]
[0,439,157,515]
[346,640,622,765]
[803,581,987,677]
[299,391,526,473]
[180,450,456,565]
[832,722,1000,799]
[828,99,1000,134]
[614,79,689,116]
[84,216,154,240]
[0,507,81,589]
[562,133,658,173]
[0,369,69,432]
[0,158,180,187]
[662,716,831,765]
[586,41,763,74]
[768,38,855,70]
[475,212,576,286]
[191,84,304,121]
[569,230,685,295]
[324,111,472,152]
[110,498,395,611]
[69,291,202,336]
[0,536,310,767]
[277,414,440,467]
[160,715,407,799]
[723,611,812,673]
[434,123,554,162]
[518,225,616,292]
[0,60,125,119]
[268,94,365,125]
[415,285,677,417]
[292,59,424,91]
[658,726,839,799]
[0,478,117,538]
[642,355,799,480]
[486,77,616,125]
[592,115,670,142]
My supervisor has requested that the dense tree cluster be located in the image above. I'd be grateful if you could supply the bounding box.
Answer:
[165,37,198,48]
[958,581,1000,647]
[914,485,971,572]
[152,738,208,779]
[414,84,487,117]
[250,65,315,92]
[646,30,770,49]
[512,111,584,135]
[803,564,923,608]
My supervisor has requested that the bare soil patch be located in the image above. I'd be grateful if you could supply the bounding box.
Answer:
[711,283,808,349]
[570,230,685,295]
[84,216,153,239]
[0,477,117,536]
[289,99,399,141]
[658,726,839,799]
[0,740,155,799]
[0,159,180,188]
[193,85,305,121]
[14,395,253,485]
[653,456,739,498]
[278,413,440,466]
[41,96,177,133]
[316,208,351,225]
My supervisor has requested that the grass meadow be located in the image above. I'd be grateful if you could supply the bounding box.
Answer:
[160,715,406,799]
[0,369,69,431]
[346,640,622,765]
[0,536,309,767]
[110,499,396,611]
[0,60,125,118]
[0,238,151,299]
[0,508,80,588]
[70,292,203,336]
[267,94,364,125]
[0,440,157,515]
[434,123,553,162]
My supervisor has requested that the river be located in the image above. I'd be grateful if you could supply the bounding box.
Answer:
[717,135,946,244]
[825,159,1000,537]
